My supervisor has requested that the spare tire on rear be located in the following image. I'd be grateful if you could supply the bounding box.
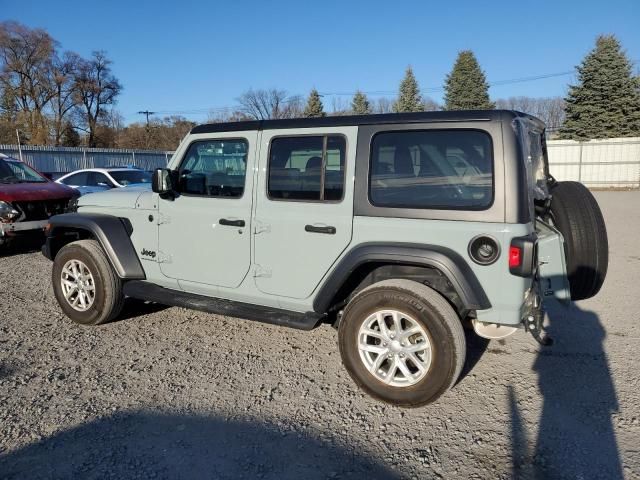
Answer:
[548,181,608,301]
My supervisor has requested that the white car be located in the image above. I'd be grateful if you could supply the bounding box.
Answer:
[56,167,152,195]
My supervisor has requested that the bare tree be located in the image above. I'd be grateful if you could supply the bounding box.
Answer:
[329,96,350,116]
[422,96,441,111]
[372,97,395,114]
[207,108,252,123]
[0,21,57,144]
[74,50,122,147]
[51,51,81,145]
[495,96,566,132]
[236,88,303,120]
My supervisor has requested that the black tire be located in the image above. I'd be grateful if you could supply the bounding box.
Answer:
[52,240,124,325]
[549,181,608,301]
[338,279,466,407]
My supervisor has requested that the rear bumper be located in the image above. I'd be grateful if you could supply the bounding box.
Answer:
[0,219,48,236]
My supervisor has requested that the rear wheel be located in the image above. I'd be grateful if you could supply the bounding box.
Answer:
[549,181,608,300]
[52,240,124,325]
[338,279,466,407]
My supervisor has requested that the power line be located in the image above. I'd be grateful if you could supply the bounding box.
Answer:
[131,68,584,118]
[319,71,576,96]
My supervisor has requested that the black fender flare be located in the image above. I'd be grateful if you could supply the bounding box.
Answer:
[43,213,145,280]
[312,242,491,314]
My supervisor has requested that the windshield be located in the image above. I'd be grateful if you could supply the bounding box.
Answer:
[0,158,47,184]
[110,170,152,186]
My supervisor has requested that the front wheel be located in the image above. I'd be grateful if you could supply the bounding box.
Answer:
[338,279,466,407]
[52,240,124,325]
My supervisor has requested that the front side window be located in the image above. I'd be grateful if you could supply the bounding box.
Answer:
[61,172,89,186]
[369,130,493,210]
[86,172,114,187]
[178,139,248,197]
[109,170,151,186]
[268,135,346,201]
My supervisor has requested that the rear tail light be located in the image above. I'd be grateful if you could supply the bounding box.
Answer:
[509,235,536,277]
[509,246,522,268]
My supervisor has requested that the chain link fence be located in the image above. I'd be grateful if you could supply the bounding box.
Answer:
[0,145,173,178]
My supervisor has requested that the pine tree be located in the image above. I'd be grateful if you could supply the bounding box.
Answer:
[61,121,81,147]
[444,50,494,110]
[559,35,640,140]
[394,66,423,113]
[303,89,325,117]
[351,90,371,114]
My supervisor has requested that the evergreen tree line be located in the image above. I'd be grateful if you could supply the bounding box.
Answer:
[2,20,639,149]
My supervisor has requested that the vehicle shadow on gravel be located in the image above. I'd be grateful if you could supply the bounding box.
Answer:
[115,298,170,322]
[0,235,44,257]
[510,300,623,479]
[0,411,401,479]
[458,328,490,383]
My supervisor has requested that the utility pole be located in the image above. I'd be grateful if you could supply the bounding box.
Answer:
[137,110,155,125]
[15,129,23,162]
[137,110,155,149]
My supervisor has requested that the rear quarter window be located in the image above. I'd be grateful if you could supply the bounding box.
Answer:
[369,130,493,210]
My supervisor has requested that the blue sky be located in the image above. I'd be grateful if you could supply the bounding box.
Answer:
[4,0,640,124]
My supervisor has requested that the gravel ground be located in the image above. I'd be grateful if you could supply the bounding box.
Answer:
[0,191,639,479]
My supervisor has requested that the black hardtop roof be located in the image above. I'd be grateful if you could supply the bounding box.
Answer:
[190,110,544,135]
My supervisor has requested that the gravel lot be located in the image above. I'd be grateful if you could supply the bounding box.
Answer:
[1,191,639,479]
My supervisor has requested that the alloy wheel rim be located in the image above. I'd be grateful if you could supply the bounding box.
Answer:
[357,309,432,387]
[60,259,96,312]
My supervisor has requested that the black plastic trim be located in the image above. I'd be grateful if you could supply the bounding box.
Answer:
[305,225,336,234]
[190,110,539,134]
[312,242,491,314]
[123,281,322,330]
[219,218,245,227]
[42,213,145,279]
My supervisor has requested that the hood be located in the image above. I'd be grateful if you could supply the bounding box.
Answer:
[0,181,75,203]
[78,186,149,209]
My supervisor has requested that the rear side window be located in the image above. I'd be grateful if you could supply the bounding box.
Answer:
[268,135,346,201]
[61,172,89,186]
[369,130,493,210]
[178,139,248,198]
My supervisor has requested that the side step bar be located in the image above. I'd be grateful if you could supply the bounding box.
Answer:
[123,281,323,331]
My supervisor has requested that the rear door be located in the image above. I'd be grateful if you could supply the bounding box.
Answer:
[253,127,357,299]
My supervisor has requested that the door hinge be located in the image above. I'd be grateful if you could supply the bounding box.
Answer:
[157,213,171,225]
[157,251,172,264]
[253,220,271,235]
[253,264,272,278]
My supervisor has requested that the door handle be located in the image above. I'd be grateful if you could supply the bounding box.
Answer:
[305,224,336,235]
[219,218,245,227]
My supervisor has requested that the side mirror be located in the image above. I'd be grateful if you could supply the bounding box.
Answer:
[152,168,175,195]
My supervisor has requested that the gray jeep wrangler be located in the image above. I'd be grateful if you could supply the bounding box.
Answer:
[43,111,608,407]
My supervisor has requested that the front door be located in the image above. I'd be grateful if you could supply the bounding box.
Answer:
[253,127,356,299]
[158,133,257,288]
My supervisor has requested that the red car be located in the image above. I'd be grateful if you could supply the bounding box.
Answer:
[0,154,77,247]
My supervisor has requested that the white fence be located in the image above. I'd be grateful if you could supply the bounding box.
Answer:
[547,137,640,188]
